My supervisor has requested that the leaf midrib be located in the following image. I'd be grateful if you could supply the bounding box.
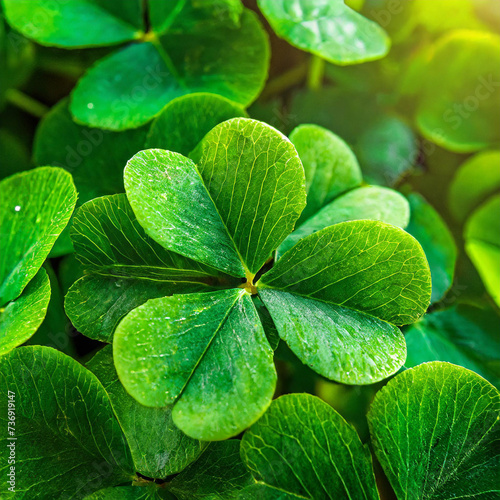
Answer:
[257,285,400,328]
[173,289,247,404]
[192,159,250,278]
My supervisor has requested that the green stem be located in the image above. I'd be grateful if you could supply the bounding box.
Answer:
[260,62,308,100]
[37,58,84,79]
[307,55,325,91]
[5,89,49,118]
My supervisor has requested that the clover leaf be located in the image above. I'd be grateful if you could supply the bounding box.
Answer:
[84,485,172,500]
[416,30,500,152]
[259,220,430,385]
[168,441,253,499]
[258,0,390,65]
[405,193,457,304]
[368,362,500,500]
[114,288,278,441]
[146,92,247,156]
[0,268,50,356]
[288,124,362,223]
[277,122,411,258]
[87,346,206,479]
[127,118,306,277]
[448,150,500,222]
[32,98,148,256]
[240,393,379,499]
[278,185,410,257]
[70,5,268,130]
[3,0,269,131]
[405,304,500,388]
[65,193,220,343]
[0,346,135,499]
[2,0,143,48]
[284,124,451,308]
[290,89,419,186]
[86,441,252,500]
[34,98,149,206]
[464,195,500,307]
[67,118,431,441]
[0,345,219,499]
[0,167,76,354]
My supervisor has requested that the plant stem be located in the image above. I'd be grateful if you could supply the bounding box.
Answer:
[307,55,325,91]
[5,89,49,118]
[260,62,308,100]
[37,58,84,80]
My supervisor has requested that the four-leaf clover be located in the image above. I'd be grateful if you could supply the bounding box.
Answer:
[67,117,432,440]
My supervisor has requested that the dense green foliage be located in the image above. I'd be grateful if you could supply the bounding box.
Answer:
[0,1,499,499]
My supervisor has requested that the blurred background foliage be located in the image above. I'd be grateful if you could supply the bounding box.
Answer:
[1,0,499,456]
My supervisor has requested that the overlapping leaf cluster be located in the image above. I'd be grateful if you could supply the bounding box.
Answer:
[59,117,431,442]
[0,0,499,499]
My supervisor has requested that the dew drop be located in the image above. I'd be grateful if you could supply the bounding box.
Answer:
[87,103,94,109]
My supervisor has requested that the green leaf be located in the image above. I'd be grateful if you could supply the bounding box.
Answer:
[257,0,389,65]
[71,42,183,131]
[168,441,253,499]
[237,483,304,499]
[260,220,430,384]
[65,194,217,341]
[146,93,246,156]
[0,346,134,499]
[191,118,306,275]
[0,167,77,305]
[368,362,500,500]
[149,0,244,35]
[87,346,206,478]
[67,275,194,343]
[85,484,173,500]
[416,30,500,152]
[33,98,148,258]
[34,98,148,204]
[288,124,362,223]
[465,195,500,306]
[160,7,268,103]
[405,304,500,388]
[0,268,50,356]
[355,115,418,186]
[240,393,380,499]
[0,18,35,107]
[124,149,245,277]
[278,186,410,257]
[448,150,500,222]
[70,8,269,130]
[113,289,277,440]
[259,290,405,384]
[24,263,77,358]
[405,193,457,304]
[261,220,431,326]
[289,89,418,186]
[2,0,143,48]
[70,194,218,282]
